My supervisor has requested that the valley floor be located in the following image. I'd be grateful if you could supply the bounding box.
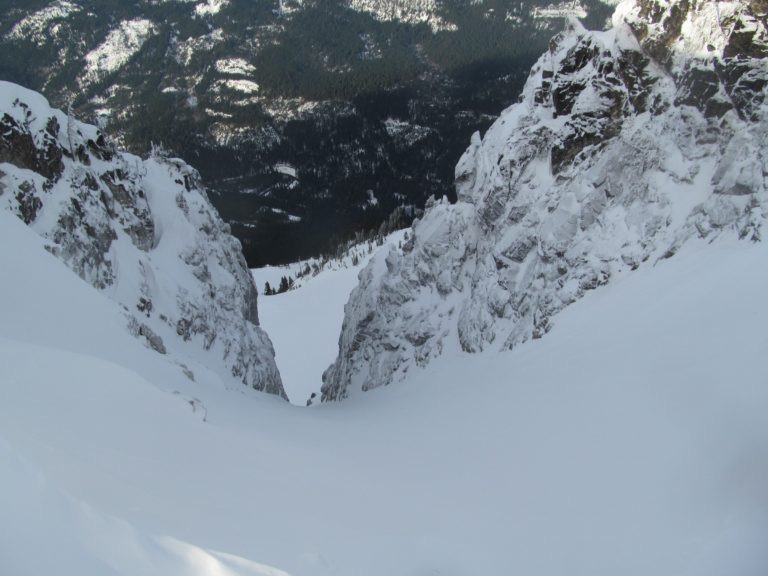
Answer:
[1,211,767,576]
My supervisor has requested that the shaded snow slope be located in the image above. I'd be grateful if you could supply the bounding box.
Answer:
[323,0,768,399]
[2,199,768,574]
[0,81,284,398]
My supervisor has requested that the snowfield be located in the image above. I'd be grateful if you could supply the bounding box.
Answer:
[2,200,767,575]
[81,19,156,87]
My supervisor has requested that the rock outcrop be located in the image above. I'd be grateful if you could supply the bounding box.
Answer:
[323,0,768,400]
[0,81,285,398]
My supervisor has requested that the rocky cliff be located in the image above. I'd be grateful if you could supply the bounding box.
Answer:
[323,0,768,400]
[0,81,285,398]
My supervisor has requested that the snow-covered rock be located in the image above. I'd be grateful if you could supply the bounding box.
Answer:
[4,0,81,47]
[323,0,768,400]
[347,0,457,32]
[0,81,285,399]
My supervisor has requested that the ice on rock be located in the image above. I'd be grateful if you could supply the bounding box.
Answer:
[322,0,768,400]
[0,81,285,399]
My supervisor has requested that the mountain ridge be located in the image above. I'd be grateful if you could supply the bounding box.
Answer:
[0,80,286,399]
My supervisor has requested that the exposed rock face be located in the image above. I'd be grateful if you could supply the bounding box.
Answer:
[323,0,768,400]
[0,81,285,399]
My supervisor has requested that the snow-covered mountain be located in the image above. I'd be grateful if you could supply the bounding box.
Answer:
[2,2,768,574]
[323,0,768,400]
[0,81,285,398]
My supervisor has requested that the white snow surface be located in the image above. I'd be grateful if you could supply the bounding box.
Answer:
[2,201,768,575]
[217,78,261,94]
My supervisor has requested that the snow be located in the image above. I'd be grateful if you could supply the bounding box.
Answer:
[252,232,406,404]
[5,0,81,46]
[0,345,288,576]
[677,1,741,60]
[216,79,261,94]
[174,29,225,67]
[0,80,283,396]
[2,1,768,573]
[533,1,588,20]
[194,0,229,17]
[2,196,768,574]
[275,163,298,178]
[215,58,257,76]
[81,19,156,87]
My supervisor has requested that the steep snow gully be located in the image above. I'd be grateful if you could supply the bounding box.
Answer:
[1,1,768,575]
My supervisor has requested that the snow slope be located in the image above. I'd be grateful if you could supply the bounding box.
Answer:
[252,232,406,404]
[2,199,768,575]
[0,358,288,576]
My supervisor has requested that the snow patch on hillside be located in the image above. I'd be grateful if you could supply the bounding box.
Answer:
[81,19,156,87]
[174,29,225,67]
[533,1,588,20]
[0,353,288,576]
[195,0,229,17]
[215,57,257,75]
[348,0,457,32]
[216,79,261,94]
[3,200,768,575]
